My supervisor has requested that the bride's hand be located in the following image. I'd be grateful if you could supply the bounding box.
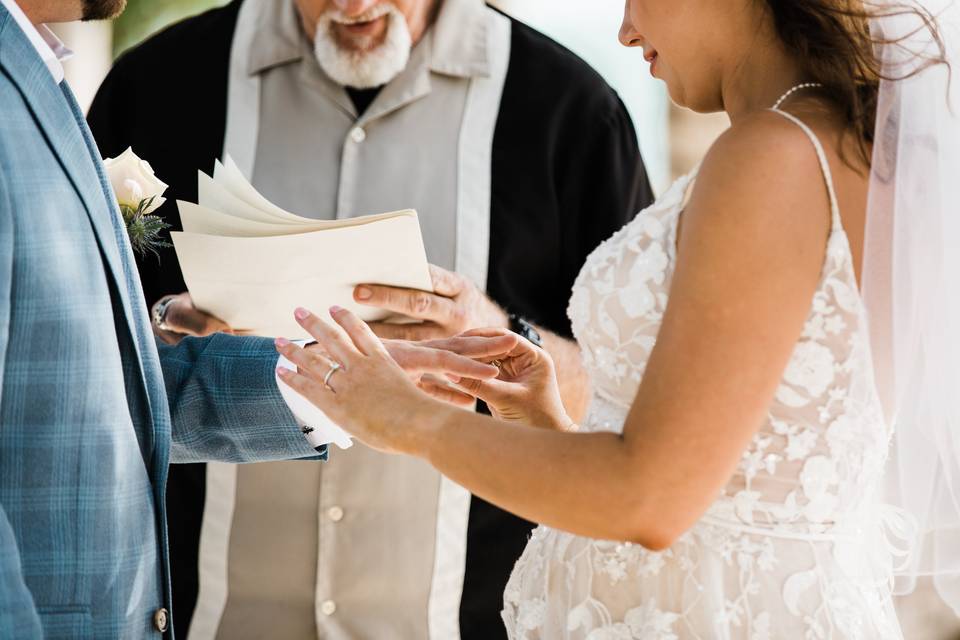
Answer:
[378,334,518,405]
[423,328,575,432]
[301,331,518,408]
[277,306,500,454]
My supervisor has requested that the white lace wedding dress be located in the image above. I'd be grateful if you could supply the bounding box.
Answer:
[501,111,908,639]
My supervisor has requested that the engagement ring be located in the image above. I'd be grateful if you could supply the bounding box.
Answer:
[324,362,343,390]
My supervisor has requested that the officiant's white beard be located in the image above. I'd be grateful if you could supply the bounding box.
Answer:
[313,4,413,90]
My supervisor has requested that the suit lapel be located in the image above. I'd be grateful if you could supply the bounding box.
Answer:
[0,10,158,448]
[60,82,153,369]
[0,12,131,325]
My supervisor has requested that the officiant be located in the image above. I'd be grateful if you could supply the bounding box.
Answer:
[88,0,653,637]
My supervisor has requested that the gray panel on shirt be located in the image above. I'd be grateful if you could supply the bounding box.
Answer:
[252,32,464,272]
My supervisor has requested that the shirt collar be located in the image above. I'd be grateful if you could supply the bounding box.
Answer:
[429,0,489,78]
[247,0,491,79]
[0,0,73,84]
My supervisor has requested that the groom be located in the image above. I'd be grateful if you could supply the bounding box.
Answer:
[0,0,330,636]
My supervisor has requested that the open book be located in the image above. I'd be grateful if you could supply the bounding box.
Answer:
[170,157,434,449]
[170,156,433,340]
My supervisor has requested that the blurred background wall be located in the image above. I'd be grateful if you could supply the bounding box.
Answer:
[46,2,960,637]
[491,0,671,192]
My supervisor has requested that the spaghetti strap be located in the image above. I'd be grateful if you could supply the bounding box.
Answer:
[768,108,843,232]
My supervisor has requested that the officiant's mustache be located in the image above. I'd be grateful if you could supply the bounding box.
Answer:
[321,2,406,51]
[327,3,396,26]
[82,0,126,21]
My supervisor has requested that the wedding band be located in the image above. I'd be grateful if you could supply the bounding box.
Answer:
[323,362,342,390]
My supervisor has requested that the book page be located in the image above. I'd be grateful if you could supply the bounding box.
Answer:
[213,157,316,224]
[171,214,433,339]
[178,201,418,237]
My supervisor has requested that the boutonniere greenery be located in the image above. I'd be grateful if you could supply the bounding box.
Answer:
[103,147,171,259]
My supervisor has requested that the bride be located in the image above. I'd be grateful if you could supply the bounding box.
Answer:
[275,0,958,637]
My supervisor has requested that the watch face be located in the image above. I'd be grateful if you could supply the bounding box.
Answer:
[512,316,543,348]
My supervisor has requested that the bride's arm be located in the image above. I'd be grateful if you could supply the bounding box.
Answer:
[278,115,838,549]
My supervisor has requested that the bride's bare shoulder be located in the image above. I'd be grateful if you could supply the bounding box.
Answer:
[683,109,836,245]
[698,109,832,198]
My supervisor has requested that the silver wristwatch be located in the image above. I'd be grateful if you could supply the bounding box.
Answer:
[508,314,544,349]
[152,295,177,332]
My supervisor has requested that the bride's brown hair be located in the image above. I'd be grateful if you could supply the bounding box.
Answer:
[762,0,947,168]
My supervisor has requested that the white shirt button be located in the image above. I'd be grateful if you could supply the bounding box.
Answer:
[349,126,366,143]
[321,600,337,616]
[327,506,344,522]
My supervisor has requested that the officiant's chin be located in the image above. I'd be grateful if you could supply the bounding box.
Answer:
[312,2,414,89]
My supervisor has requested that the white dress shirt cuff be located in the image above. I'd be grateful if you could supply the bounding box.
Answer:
[275,341,354,450]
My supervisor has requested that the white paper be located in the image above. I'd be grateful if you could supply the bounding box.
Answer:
[196,172,302,226]
[172,214,432,339]
[179,201,307,236]
[178,201,421,237]
[213,157,310,223]
[172,156,434,340]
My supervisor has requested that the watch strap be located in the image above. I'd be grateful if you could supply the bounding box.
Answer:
[509,314,544,349]
[152,295,178,332]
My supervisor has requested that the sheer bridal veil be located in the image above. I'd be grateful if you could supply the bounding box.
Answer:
[864,0,960,615]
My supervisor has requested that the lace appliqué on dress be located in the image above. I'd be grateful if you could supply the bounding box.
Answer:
[502,153,902,638]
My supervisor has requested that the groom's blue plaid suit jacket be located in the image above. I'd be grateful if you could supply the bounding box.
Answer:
[0,6,325,638]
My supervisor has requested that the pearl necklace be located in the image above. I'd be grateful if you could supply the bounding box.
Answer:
[772,82,823,110]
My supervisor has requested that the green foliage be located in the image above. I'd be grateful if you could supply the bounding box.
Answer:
[113,0,229,58]
[120,196,172,260]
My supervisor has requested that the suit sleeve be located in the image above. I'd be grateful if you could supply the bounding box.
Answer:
[158,333,327,464]
[0,167,43,638]
[558,93,654,308]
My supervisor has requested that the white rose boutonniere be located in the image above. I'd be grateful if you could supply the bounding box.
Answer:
[103,147,171,258]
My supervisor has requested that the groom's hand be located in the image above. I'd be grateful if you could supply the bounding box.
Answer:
[152,292,233,344]
[355,265,509,341]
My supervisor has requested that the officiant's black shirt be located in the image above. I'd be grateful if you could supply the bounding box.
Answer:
[89,2,653,637]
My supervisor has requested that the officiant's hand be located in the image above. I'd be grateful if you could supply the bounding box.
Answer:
[421,328,576,432]
[355,265,508,341]
[152,292,233,344]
